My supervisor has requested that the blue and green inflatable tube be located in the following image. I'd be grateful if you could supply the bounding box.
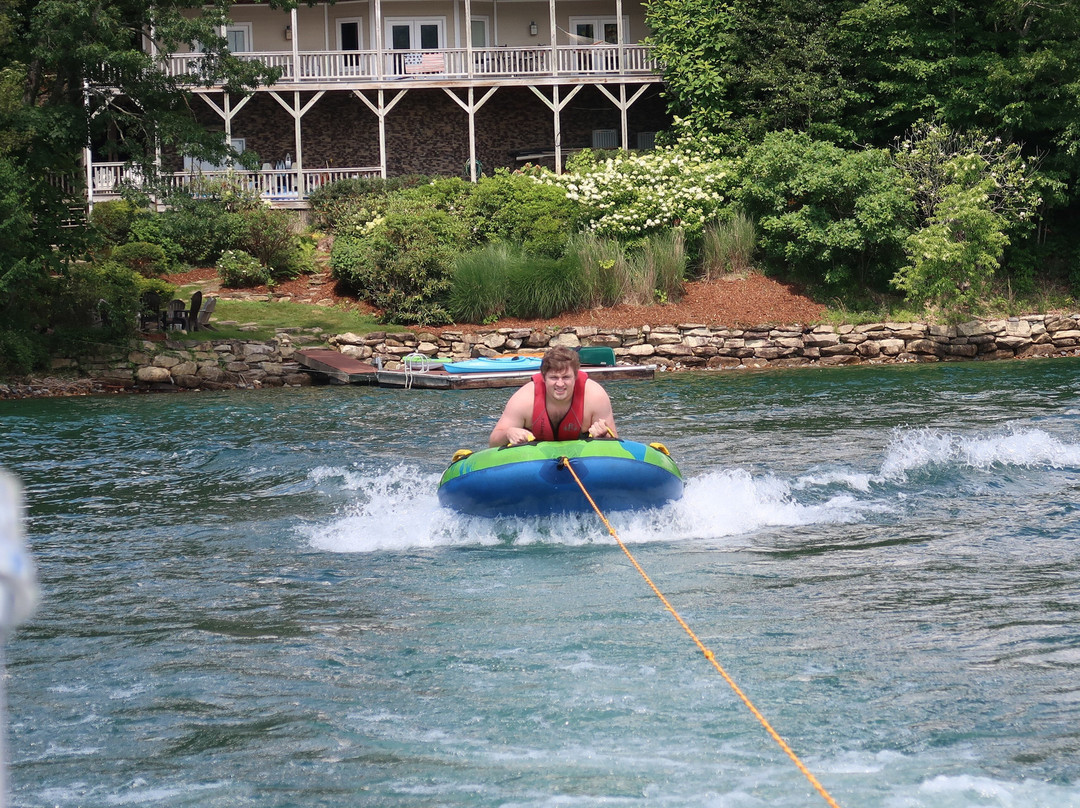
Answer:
[437,438,684,517]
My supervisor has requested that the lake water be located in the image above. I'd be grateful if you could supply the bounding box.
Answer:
[2,358,1080,808]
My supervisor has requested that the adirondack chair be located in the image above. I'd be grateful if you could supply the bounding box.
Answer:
[165,298,187,330]
[188,291,202,331]
[196,296,217,330]
[139,291,162,331]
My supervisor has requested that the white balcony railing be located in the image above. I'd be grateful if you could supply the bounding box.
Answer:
[162,45,659,84]
[90,164,382,202]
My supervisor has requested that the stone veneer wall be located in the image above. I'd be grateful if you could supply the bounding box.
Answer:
[331,314,1080,370]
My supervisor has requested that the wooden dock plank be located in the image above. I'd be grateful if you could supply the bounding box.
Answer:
[296,349,378,384]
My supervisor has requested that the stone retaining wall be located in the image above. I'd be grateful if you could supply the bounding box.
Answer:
[331,313,1080,370]
[6,313,1079,399]
[38,334,312,394]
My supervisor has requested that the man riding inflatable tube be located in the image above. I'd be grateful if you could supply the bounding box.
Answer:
[488,346,618,447]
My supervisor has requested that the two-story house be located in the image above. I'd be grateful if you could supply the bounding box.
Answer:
[88,0,667,207]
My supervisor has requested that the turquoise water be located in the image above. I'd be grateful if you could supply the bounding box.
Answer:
[3,359,1080,807]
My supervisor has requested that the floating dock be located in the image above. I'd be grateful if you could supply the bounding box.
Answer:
[295,349,655,389]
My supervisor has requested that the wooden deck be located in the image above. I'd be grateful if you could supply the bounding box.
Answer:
[295,349,655,389]
[295,349,378,384]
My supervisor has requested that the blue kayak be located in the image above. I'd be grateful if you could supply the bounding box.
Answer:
[437,438,683,517]
[442,356,542,374]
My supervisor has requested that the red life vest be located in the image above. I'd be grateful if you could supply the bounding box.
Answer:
[530,371,588,441]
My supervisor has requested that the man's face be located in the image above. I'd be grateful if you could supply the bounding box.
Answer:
[543,367,576,402]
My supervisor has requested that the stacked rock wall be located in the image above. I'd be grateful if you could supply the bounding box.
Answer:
[47,335,312,393]
[330,314,1080,370]
[6,314,1079,399]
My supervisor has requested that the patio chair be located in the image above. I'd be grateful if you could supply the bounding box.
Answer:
[188,291,203,331]
[196,296,217,330]
[139,291,162,331]
[165,298,187,330]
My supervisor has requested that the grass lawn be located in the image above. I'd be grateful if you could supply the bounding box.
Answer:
[188,299,399,342]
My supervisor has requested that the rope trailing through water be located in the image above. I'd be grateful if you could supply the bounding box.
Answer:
[557,456,844,808]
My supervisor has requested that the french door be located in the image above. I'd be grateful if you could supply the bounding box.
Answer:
[385,19,444,72]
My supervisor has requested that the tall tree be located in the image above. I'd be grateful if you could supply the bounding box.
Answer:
[0,0,282,283]
[647,0,1080,162]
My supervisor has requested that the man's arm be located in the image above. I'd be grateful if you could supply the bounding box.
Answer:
[583,380,617,438]
[488,383,536,447]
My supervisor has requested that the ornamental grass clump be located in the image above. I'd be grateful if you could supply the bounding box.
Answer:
[569,232,629,307]
[447,244,590,323]
[507,252,587,319]
[625,229,687,304]
[448,243,516,324]
[702,212,756,279]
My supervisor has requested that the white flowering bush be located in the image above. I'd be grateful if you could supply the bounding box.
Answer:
[538,145,734,240]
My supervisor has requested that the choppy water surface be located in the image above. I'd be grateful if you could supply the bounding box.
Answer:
[3,358,1080,807]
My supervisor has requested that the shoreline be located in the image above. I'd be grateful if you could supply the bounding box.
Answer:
[4,312,1080,400]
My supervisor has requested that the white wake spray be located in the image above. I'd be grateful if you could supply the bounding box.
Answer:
[299,425,1080,554]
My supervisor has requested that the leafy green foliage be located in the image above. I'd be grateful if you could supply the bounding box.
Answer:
[647,0,854,143]
[329,195,471,325]
[0,328,48,376]
[736,131,913,292]
[216,249,270,288]
[90,200,139,245]
[128,213,184,268]
[464,170,585,257]
[893,181,1010,321]
[0,0,283,321]
[236,207,310,280]
[308,175,433,232]
[54,261,146,339]
[111,241,169,276]
[888,121,1044,319]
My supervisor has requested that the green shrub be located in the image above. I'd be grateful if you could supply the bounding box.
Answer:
[702,212,756,279]
[329,195,470,325]
[892,179,1010,321]
[90,200,138,245]
[891,122,1044,319]
[399,176,473,213]
[128,213,184,268]
[0,328,48,376]
[111,241,169,276]
[309,174,431,231]
[217,249,270,288]
[465,171,584,257]
[56,261,144,339]
[159,186,253,264]
[737,131,913,292]
[236,206,308,279]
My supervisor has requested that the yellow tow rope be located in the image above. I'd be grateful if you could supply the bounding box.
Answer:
[557,456,844,808]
